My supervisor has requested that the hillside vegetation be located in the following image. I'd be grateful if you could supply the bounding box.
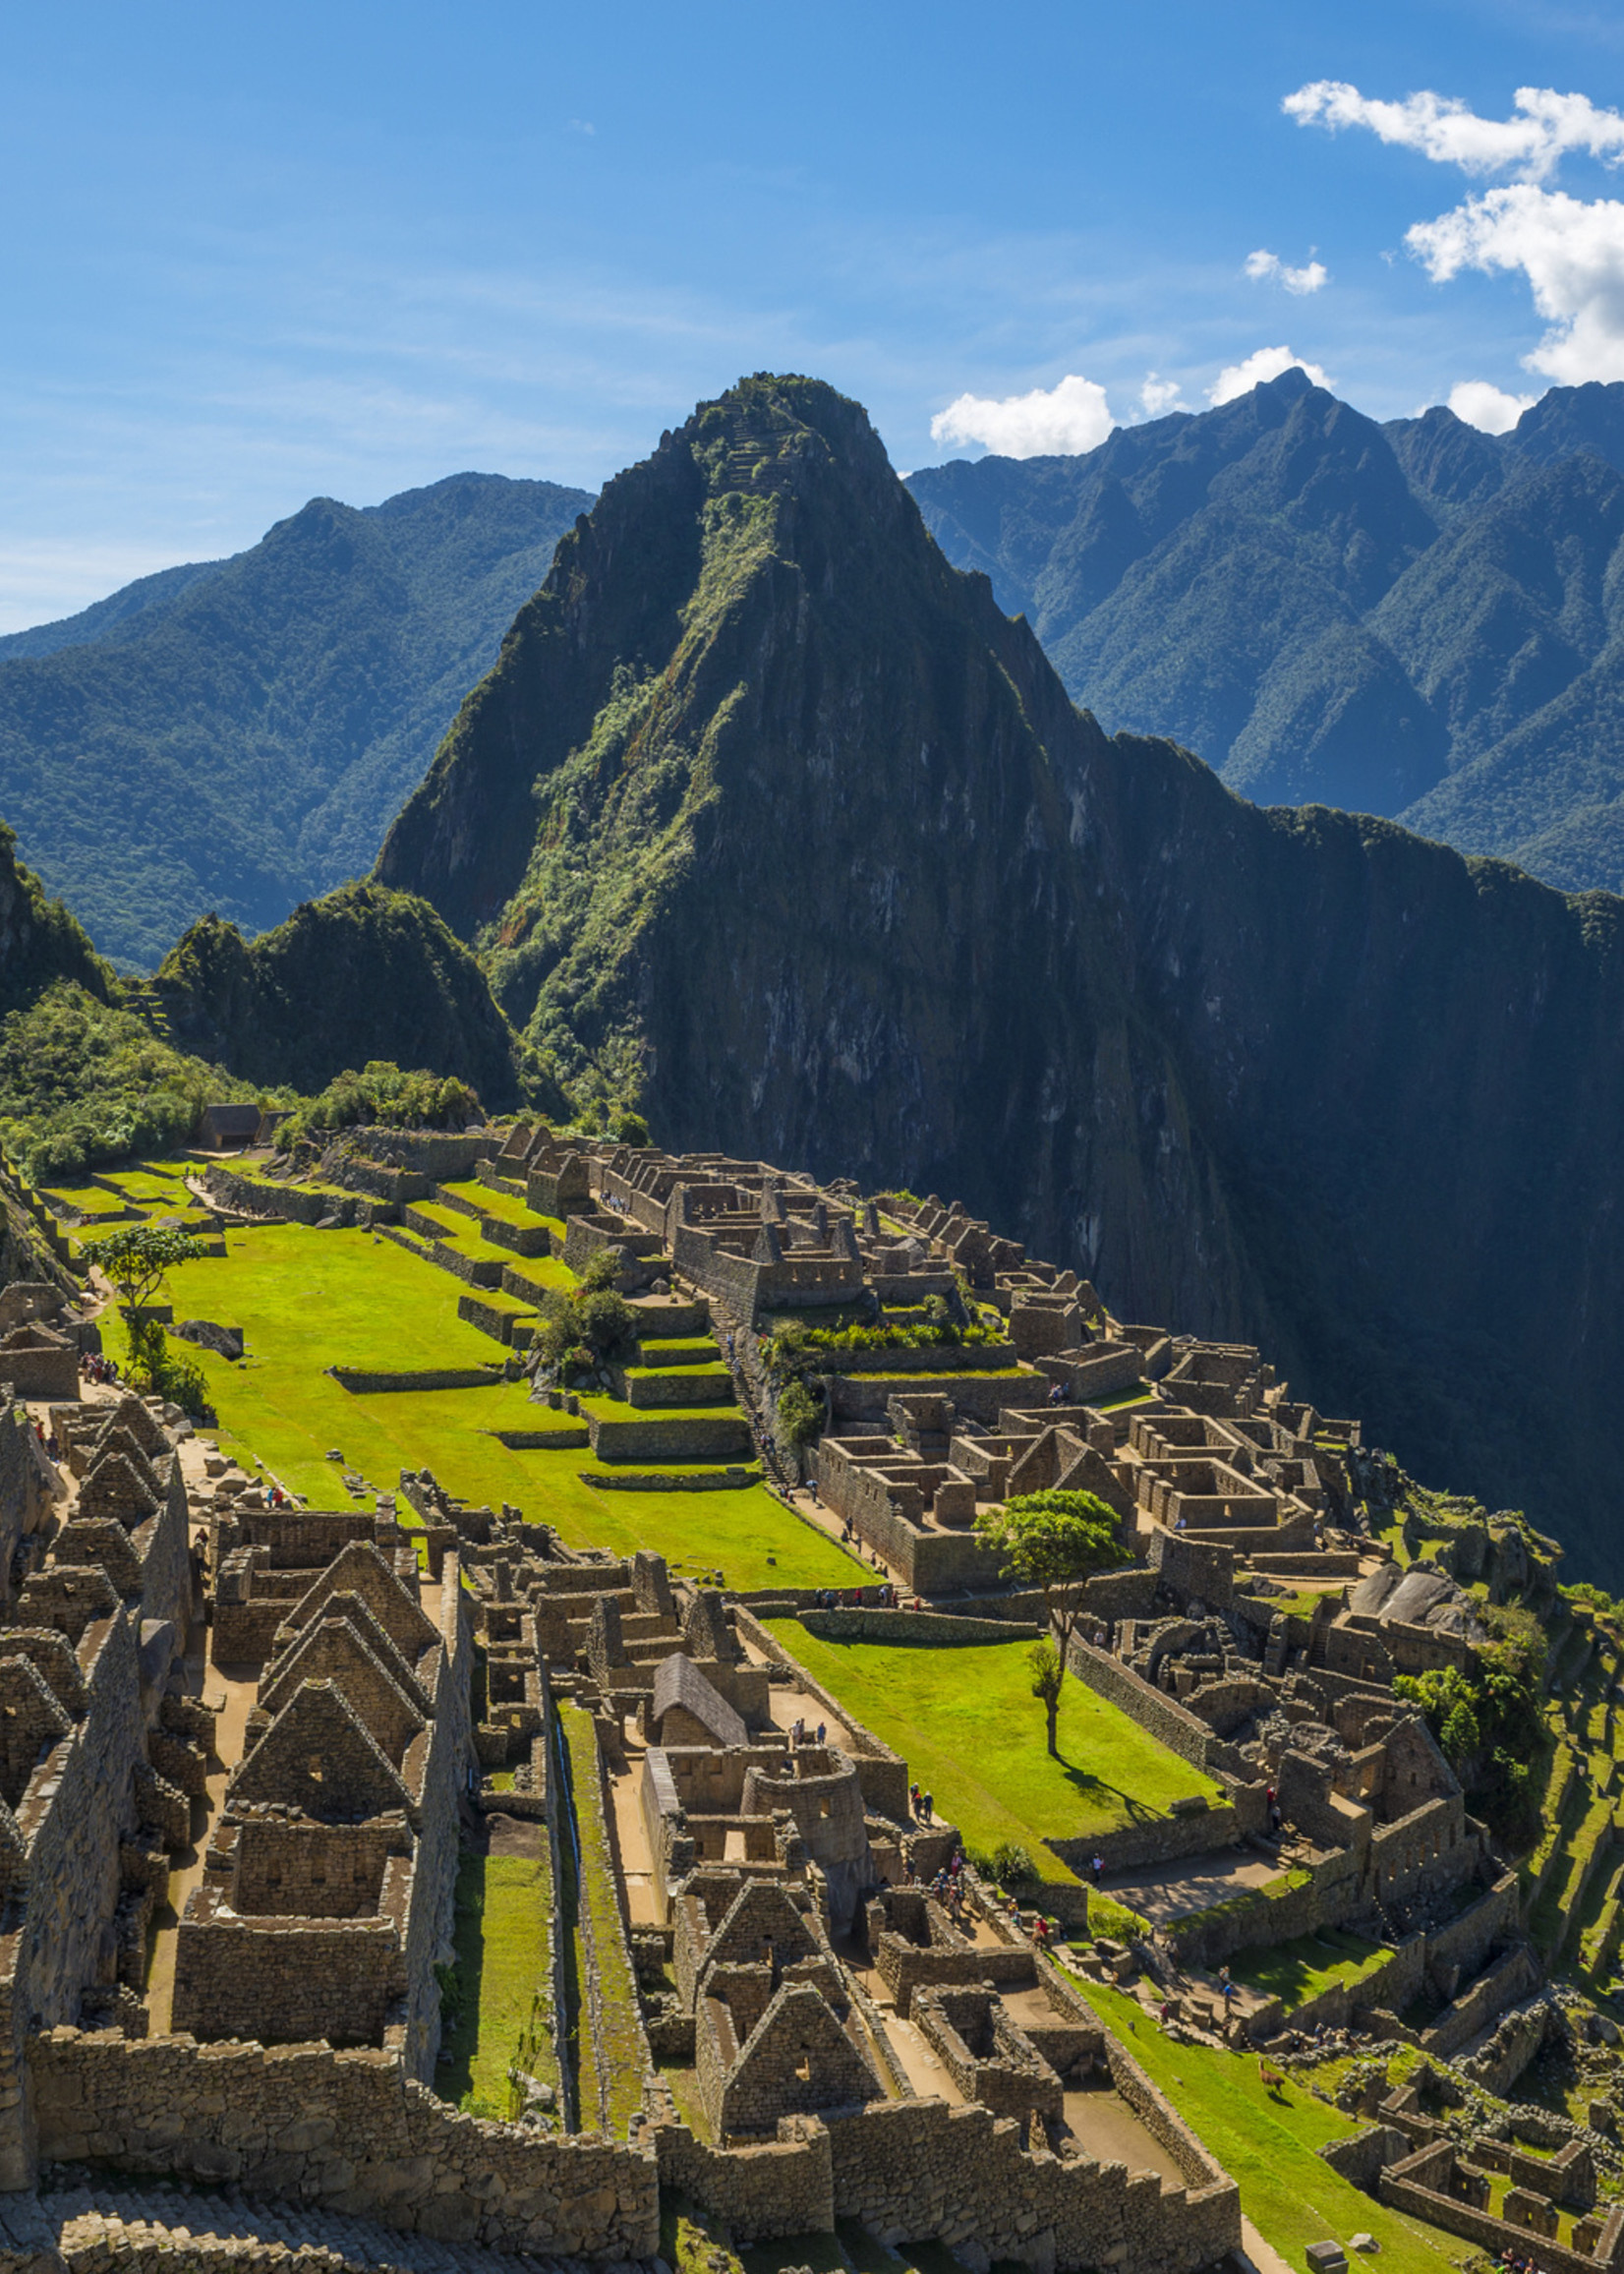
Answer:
[0,471,592,966]
[908,371,1624,893]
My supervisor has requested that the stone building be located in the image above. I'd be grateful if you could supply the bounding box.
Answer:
[172,1531,472,2076]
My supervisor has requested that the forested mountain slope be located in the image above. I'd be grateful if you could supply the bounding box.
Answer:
[907,372,1624,893]
[376,374,1624,1581]
[0,471,592,967]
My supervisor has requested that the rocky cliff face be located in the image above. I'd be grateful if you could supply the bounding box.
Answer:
[377,375,1624,1578]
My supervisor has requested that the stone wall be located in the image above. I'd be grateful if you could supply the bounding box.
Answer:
[825,2096,1239,2274]
[656,2079,1239,2272]
[170,1897,407,2045]
[328,1367,503,1395]
[796,1609,1042,1646]
[1063,1633,1221,1773]
[1046,1800,1238,1879]
[1167,1846,1364,1971]
[586,1413,754,1464]
[732,1612,909,1821]
[0,1607,149,2187]
[1378,2138,1623,2274]
[655,2113,835,2240]
[29,2031,658,2258]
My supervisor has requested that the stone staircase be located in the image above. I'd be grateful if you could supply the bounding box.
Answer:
[1,2184,632,2274]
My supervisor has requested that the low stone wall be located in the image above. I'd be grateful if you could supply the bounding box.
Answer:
[203,1172,334,1227]
[1423,1947,1537,2061]
[829,1371,1044,1427]
[586,1412,754,1463]
[1167,1846,1363,1971]
[328,1366,503,1394]
[1063,1633,1221,1773]
[1378,2140,1623,2274]
[29,2030,657,2256]
[580,1466,760,1491]
[827,1343,1020,1374]
[875,1936,1037,2018]
[797,1608,1042,1645]
[1047,1805,1238,1879]
[456,1293,535,1347]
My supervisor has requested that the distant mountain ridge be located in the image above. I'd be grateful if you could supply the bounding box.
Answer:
[906,373,1624,893]
[0,470,593,968]
[376,372,1624,1582]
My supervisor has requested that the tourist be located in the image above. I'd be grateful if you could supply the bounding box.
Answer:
[921,1790,933,1822]
[1091,1854,1104,1888]
[816,1721,826,1744]
[909,1781,921,1816]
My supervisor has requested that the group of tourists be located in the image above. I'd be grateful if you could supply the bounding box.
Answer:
[80,1350,121,1385]
[908,1780,935,1822]
[787,1717,826,1748]
[30,1418,60,1463]
[809,1582,901,1607]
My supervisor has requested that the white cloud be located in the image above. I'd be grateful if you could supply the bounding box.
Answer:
[1409,184,1624,383]
[1284,80,1624,183]
[1287,76,1624,386]
[1207,345,1333,405]
[929,373,1115,457]
[1138,373,1187,418]
[1245,249,1328,295]
[1447,379,1537,433]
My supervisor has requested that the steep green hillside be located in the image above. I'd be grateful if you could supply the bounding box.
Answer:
[154,881,526,1102]
[377,372,1624,1582]
[0,471,592,967]
[907,371,1624,892]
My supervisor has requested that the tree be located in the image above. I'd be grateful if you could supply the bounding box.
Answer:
[1027,1638,1064,1755]
[84,1219,210,1395]
[86,1220,207,1331]
[975,1491,1131,1688]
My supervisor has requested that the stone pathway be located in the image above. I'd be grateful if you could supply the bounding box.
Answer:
[1239,2214,1298,2274]
[18,2183,641,2274]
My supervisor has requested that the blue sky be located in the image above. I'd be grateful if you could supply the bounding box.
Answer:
[5,0,1624,627]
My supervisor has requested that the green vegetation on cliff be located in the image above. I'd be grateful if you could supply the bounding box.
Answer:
[156,880,529,1104]
[0,981,261,1184]
[0,472,593,966]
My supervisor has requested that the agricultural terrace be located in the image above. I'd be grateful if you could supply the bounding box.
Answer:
[768,1623,1222,1871]
[153,1218,866,1592]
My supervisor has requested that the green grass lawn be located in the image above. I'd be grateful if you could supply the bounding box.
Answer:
[560,1700,647,2138]
[440,1177,560,1238]
[157,1223,862,1590]
[438,1843,556,2118]
[1228,1928,1387,2011]
[770,1625,1222,1870]
[1075,1976,1463,2273]
[43,1183,135,1214]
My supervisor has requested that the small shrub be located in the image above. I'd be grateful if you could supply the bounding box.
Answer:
[777,1378,822,1446]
